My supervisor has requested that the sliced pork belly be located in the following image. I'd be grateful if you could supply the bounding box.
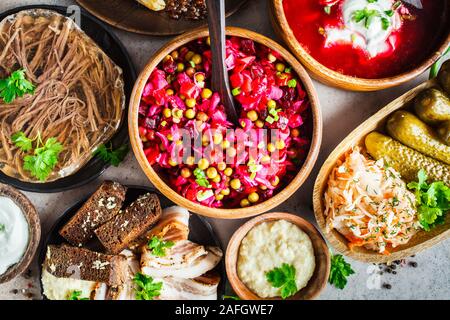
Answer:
[141,240,222,279]
[144,206,190,241]
[106,250,140,300]
[129,206,190,249]
[41,269,108,300]
[156,271,221,300]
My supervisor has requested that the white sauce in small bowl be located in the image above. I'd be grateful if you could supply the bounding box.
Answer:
[237,220,315,298]
[0,196,29,275]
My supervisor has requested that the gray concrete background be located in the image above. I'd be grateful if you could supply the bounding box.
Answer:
[0,0,448,300]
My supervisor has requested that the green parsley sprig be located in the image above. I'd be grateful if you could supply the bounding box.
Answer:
[329,254,355,289]
[133,272,162,300]
[94,143,129,167]
[0,224,5,232]
[407,169,450,231]
[223,295,241,300]
[148,236,175,257]
[352,6,392,30]
[67,290,89,300]
[265,263,298,299]
[11,131,63,181]
[0,69,35,104]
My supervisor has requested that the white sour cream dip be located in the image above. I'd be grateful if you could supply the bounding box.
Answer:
[325,0,402,57]
[237,220,315,298]
[0,196,29,275]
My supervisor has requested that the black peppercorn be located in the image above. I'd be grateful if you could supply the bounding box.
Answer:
[383,283,392,289]
[409,261,418,268]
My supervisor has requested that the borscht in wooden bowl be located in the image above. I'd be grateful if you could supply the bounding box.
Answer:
[270,0,450,91]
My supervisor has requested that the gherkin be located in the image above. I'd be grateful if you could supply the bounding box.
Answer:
[386,111,450,165]
[365,132,450,186]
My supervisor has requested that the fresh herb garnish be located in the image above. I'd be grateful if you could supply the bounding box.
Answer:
[67,290,89,300]
[12,132,63,181]
[11,131,33,152]
[223,295,241,300]
[0,69,35,104]
[384,9,394,17]
[148,236,175,257]
[287,79,297,88]
[94,143,129,167]
[407,169,450,231]
[367,0,378,3]
[133,272,162,300]
[324,5,331,15]
[381,17,390,30]
[0,224,5,232]
[353,8,379,28]
[193,168,211,187]
[265,263,298,299]
[329,254,355,289]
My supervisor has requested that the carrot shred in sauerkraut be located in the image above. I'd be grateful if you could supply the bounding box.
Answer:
[324,147,419,254]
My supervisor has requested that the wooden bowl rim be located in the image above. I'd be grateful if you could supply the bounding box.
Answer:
[312,78,450,263]
[128,26,322,219]
[270,0,450,91]
[225,212,330,300]
[0,183,41,283]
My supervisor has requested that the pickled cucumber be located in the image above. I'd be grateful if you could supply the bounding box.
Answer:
[438,59,450,94]
[365,132,450,185]
[386,111,450,165]
[413,88,450,125]
[437,120,450,145]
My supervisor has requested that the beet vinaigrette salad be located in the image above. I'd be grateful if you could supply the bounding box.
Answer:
[138,37,311,209]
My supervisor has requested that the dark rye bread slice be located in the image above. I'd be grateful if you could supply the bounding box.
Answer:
[43,245,126,286]
[59,181,127,246]
[95,193,162,254]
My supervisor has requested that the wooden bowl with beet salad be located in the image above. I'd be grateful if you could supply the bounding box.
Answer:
[130,27,321,219]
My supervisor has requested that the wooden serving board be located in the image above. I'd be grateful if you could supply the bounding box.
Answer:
[76,0,248,36]
[313,79,450,263]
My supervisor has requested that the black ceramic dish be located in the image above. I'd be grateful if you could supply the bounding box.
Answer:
[76,0,249,36]
[0,5,136,193]
[38,185,226,300]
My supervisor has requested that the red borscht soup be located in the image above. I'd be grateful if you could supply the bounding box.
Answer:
[283,0,448,79]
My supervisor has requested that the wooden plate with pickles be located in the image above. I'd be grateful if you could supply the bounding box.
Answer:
[313,61,450,263]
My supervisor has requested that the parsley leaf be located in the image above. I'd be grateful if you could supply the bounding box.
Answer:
[0,224,5,232]
[148,236,175,257]
[353,8,380,29]
[94,143,129,167]
[329,254,355,289]
[266,263,298,299]
[20,133,63,182]
[133,272,162,300]
[67,290,89,300]
[381,17,390,30]
[223,295,241,300]
[11,132,33,152]
[193,168,211,187]
[407,169,450,231]
[0,69,35,103]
